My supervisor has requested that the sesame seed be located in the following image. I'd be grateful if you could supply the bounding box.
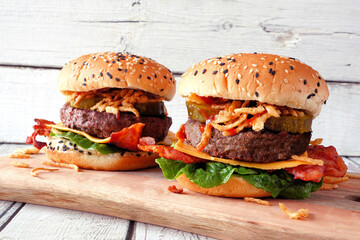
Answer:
[307,93,316,99]
[139,74,142,78]
[202,69,206,74]
[84,78,87,82]
[115,78,120,82]
[154,74,157,78]
[147,76,151,80]
[136,153,141,157]
[92,74,95,78]
[238,73,242,78]
[100,72,103,77]
[194,70,198,76]
[160,88,164,92]
[324,100,327,104]
[88,152,92,155]
[243,66,248,70]
[290,66,294,70]
[79,150,84,153]
[107,72,112,79]
[271,71,276,75]
[269,62,273,65]
[284,78,288,83]
[255,73,259,78]
[82,83,86,86]
[269,68,272,73]
[59,140,63,143]
[118,68,122,71]
[212,70,218,74]
[317,82,320,87]
[164,75,167,79]
[252,64,257,67]
[315,88,318,93]
[223,69,228,74]
[124,69,128,73]
[318,76,322,79]
[106,60,109,63]
[236,79,240,84]
[227,57,231,60]
[255,92,259,97]
[74,62,77,65]
[220,63,225,66]
[285,69,288,73]
[304,79,307,85]
[112,60,115,64]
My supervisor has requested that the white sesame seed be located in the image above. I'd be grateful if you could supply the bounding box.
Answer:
[249,69,253,73]
[285,69,288,73]
[243,66,248,70]
[284,78,289,83]
[200,79,204,83]
[238,73,242,78]
[312,74,315,78]
[252,64,257,67]
[261,57,265,60]
[263,65,267,69]
[281,60,284,63]
[225,73,229,78]
[275,58,278,61]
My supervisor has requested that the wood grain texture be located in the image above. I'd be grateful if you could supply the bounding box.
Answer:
[0,204,131,239]
[0,0,359,81]
[0,154,359,240]
[1,67,359,155]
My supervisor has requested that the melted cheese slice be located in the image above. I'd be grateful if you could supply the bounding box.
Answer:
[47,124,175,146]
[174,141,322,170]
[47,124,111,143]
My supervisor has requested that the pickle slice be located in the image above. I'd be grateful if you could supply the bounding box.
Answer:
[264,115,313,133]
[186,102,221,123]
[70,97,102,109]
[134,102,166,116]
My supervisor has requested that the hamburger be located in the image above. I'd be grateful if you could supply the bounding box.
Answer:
[139,53,347,199]
[27,52,176,170]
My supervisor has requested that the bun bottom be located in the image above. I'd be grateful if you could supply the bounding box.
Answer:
[176,174,272,198]
[44,148,158,171]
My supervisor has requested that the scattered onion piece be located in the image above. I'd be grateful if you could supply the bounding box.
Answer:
[168,185,183,194]
[41,161,79,172]
[279,203,309,220]
[31,168,59,177]
[244,197,270,206]
[15,147,40,154]
[11,161,30,168]
[9,153,30,159]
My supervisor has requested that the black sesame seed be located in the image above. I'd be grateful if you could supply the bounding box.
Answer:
[139,62,143,65]
[106,60,109,63]
[194,70,198,76]
[57,146,60,151]
[307,93,316,99]
[59,140,63,143]
[69,142,72,146]
[269,68,273,73]
[220,63,225,66]
[317,82,320,87]
[100,72,103,77]
[112,60,115,64]
[254,52,257,54]
[84,78,86,82]
[147,76,151,80]
[227,57,231,60]
[160,88,164,92]
[74,62,77,65]
[74,147,78,151]
[271,71,276,75]
[255,92,259,97]
[202,69,207,74]
[118,68,122,71]
[79,150,84,153]
[236,79,240,84]
[74,144,77,147]
[154,74,157,78]
[304,79,307,85]
[269,62,273,65]
[324,100,327,104]
[82,83,86,86]
[216,57,222,59]
[83,61,86,65]
[136,154,141,157]
[318,76,322,79]
[290,66,294,70]
[49,142,52,146]
[170,77,173,81]
[88,152,92,155]
[120,152,125,156]
[124,69,128,73]
[115,78,120,82]
[255,73,259,78]
[107,72,112,79]
[213,70,218,74]
[232,59,236,62]
[315,89,318,93]
[139,74,142,78]
[92,74,95,78]
[164,75,167,79]
[223,69,228,74]
[289,57,296,60]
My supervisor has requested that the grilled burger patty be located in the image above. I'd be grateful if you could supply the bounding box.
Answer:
[184,118,311,163]
[60,103,172,141]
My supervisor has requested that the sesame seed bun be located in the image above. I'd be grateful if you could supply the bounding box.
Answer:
[44,144,158,171]
[58,52,176,101]
[179,53,329,116]
[176,174,271,198]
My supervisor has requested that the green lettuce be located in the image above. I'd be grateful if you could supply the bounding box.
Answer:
[50,131,125,154]
[156,157,322,199]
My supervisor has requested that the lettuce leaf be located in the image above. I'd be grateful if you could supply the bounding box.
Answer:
[50,131,125,154]
[156,157,322,199]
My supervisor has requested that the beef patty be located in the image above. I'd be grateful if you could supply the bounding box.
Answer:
[184,118,311,163]
[60,103,172,141]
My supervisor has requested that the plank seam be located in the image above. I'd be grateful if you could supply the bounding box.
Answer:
[125,220,135,240]
[0,202,16,220]
[0,202,25,232]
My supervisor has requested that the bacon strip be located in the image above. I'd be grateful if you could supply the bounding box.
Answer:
[138,144,206,164]
[109,123,145,151]
[26,119,55,149]
[286,145,347,182]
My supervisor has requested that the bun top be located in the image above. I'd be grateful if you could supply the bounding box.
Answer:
[58,52,176,100]
[179,53,329,116]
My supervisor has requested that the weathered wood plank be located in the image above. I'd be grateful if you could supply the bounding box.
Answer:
[0,204,131,239]
[0,0,359,81]
[1,67,359,155]
[134,222,215,240]
[344,157,360,173]
[0,202,24,231]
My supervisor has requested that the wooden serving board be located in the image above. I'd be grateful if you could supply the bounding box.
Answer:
[0,154,359,240]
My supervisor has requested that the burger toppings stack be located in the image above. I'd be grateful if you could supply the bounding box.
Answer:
[139,53,348,199]
[27,52,176,171]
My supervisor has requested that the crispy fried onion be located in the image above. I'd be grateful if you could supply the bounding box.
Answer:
[11,161,30,168]
[31,167,59,177]
[186,94,306,137]
[279,203,309,220]
[244,197,270,206]
[41,161,79,172]
[66,89,164,117]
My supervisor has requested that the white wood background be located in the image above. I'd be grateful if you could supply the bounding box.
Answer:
[0,0,359,239]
